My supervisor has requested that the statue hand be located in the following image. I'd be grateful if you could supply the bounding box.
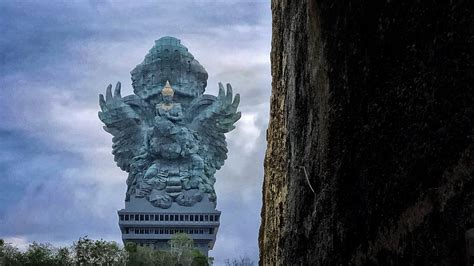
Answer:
[99,82,138,122]
[99,82,126,110]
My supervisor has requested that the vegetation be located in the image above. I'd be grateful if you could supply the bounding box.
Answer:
[224,256,255,266]
[0,234,213,266]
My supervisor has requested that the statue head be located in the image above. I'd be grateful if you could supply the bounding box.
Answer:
[130,36,208,102]
[161,80,174,103]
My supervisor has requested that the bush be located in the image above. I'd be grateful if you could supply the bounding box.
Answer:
[0,234,214,266]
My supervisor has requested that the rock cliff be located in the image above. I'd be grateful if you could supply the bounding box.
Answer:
[259,1,473,265]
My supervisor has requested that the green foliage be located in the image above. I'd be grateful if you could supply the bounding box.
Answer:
[224,256,255,266]
[0,234,213,266]
[24,242,55,265]
[0,241,26,266]
[170,233,194,265]
[53,247,72,265]
[126,245,176,266]
[191,249,208,266]
[125,233,207,266]
[0,241,72,266]
[73,236,126,265]
[124,242,137,253]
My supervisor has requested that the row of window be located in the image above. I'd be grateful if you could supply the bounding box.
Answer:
[132,242,208,249]
[119,213,220,222]
[124,227,214,235]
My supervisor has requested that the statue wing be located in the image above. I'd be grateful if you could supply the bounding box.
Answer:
[186,82,241,171]
[98,82,153,172]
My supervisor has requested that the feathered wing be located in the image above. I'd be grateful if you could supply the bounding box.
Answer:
[186,83,241,174]
[98,82,153,172]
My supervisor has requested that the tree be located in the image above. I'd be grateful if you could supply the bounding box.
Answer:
[224,256,255,266]
[191,249,208,266]
[169,233,194,265]
[124,234,210,266]
[24,242,55,265]
[52,247,72,265]
[73,236,126,265]
[0,236,211,266]
[125,242,176,266]
[0,241,27,266]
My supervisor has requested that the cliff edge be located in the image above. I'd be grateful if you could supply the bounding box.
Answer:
[259,1,473,265]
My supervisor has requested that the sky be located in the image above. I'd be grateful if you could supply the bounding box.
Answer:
[0,0,271,264]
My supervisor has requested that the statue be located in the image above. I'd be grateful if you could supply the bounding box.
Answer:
[98,36,241,209]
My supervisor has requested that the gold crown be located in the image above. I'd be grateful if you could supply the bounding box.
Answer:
[161,80,174,96]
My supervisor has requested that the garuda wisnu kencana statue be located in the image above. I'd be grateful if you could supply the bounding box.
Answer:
[98,37,241,209]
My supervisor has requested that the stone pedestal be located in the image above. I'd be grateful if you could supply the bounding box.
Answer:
[118,196,220,256]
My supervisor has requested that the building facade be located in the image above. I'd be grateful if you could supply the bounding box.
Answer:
[118,197,220,255]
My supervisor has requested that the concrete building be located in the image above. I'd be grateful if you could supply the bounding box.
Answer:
[118,196,220,256]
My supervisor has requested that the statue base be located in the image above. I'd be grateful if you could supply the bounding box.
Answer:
[118,195,220,256]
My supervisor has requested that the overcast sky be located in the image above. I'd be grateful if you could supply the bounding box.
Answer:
[0,0,271,264]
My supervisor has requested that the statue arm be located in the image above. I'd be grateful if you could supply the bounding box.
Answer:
[188,82,241,174]
[98,82,148,172]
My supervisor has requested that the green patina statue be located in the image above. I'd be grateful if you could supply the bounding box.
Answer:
[98,36,241,209]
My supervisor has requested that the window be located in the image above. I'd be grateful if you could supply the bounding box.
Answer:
[120,215,124,221]
[165,215,169,221]
[210,215,214,221]
[160,215,164,221]
[215,215,219,221]
[135,214,139,221]
[145,215,149,221]
[200,215,203,221]
[125,228,129,234]
[125,215,129,221]
[175,215,179,221]
[190,215,194,221]
[205,215,208,221]
[150,215,154,221]
[209,228,214,234]
[195,215,199,221]
[180,215,184,221]
[185,215,189,221]
[170,215,174,221]
[140,215,144,221]
[155,215,159,221]
[130,215,135,221]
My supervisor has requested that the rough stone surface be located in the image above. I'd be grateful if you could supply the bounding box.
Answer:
[259,1,473,265]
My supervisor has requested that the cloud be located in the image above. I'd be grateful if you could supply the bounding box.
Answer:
[0,1,271,264]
